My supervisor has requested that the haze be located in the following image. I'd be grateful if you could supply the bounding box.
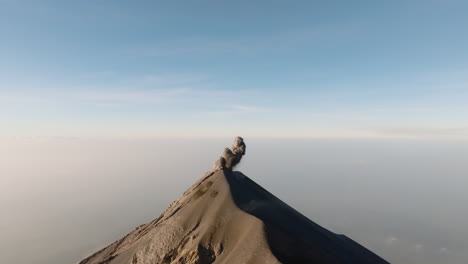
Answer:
[1,138,467,264]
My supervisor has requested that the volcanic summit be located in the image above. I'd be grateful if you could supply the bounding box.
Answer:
[79,137,389,264]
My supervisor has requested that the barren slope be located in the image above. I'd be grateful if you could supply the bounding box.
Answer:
[79,170,389,264]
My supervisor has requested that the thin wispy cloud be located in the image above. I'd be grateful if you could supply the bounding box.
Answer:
[0,75,265,112]
[140,25,353,57]
[376,127,468,139]
[0,72,213,106]
[75,88,191,105]
[228,104,271,113]
[197,104,272,117]
[79,71,116,79]
[73,87,264,107]
[143,73,209,86]
[0,94,45,103]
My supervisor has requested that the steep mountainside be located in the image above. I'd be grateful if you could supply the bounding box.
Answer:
[79,170,389,264]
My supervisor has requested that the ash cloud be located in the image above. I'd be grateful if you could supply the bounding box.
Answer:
[211,137,246,172]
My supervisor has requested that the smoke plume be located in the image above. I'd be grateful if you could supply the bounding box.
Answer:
[211,137,246,172]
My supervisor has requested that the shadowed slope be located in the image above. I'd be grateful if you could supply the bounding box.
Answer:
[227,171,389,264]
[79,170,389,264]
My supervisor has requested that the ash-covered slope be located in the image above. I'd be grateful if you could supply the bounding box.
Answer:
[80,170,389,264]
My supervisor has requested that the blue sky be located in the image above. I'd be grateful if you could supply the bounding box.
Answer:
[1,0,468,138]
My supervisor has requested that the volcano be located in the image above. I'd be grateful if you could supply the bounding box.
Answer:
[79,169,389,264]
